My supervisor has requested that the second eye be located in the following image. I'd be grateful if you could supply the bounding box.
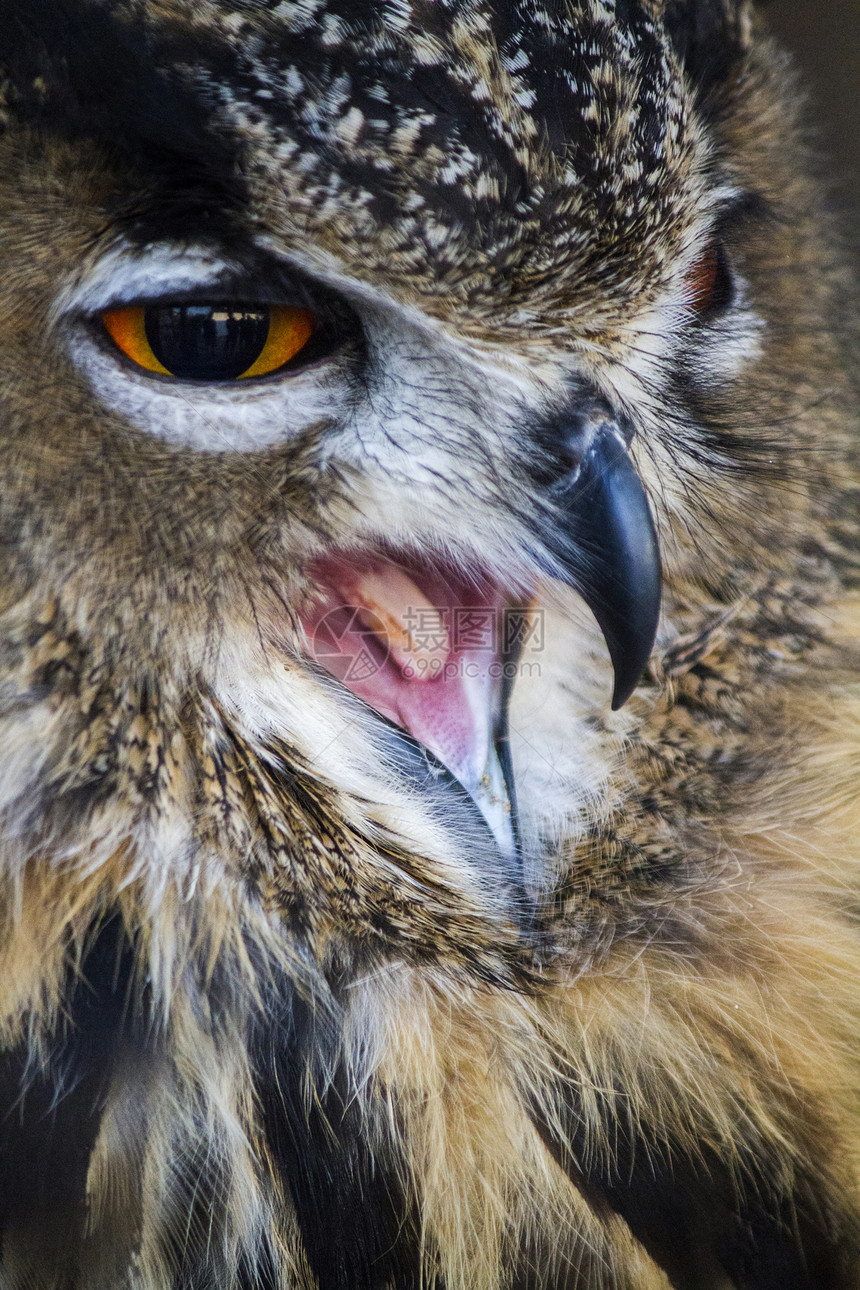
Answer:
[102,302,316,381]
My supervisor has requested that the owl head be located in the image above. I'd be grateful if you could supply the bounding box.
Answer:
[2,0,837,912]
[0,2,857,1287]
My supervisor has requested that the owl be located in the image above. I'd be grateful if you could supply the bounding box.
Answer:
[0,0,858,1287]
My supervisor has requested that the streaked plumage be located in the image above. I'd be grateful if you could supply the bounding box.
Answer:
[0,1,858,1286]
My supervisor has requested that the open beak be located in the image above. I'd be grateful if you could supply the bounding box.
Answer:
[299,403,660,868]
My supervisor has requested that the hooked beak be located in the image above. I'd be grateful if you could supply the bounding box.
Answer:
[531,403,662,710]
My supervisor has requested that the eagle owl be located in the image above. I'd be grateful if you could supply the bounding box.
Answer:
[0,0,858,1287]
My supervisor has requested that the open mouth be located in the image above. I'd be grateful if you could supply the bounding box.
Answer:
[298,408,664,866]
[300,551,524,856]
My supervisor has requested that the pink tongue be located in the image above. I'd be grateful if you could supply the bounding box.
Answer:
[303,555,498,791]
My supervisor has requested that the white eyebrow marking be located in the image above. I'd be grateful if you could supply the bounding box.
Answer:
[54,240,238,320]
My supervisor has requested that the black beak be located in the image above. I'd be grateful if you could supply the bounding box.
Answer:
[533,404,662,709]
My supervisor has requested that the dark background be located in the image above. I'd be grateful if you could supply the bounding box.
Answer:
[766,0,859,224]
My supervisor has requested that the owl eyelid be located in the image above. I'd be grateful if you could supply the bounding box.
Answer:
[676,188,767,324]
[87,268,360,339]
[83,283,319,322]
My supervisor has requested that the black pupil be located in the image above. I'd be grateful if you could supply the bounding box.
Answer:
[144,304,270,380]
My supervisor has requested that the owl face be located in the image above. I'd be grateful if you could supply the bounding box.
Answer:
[0,0,796,917]
[3,4,860,1289]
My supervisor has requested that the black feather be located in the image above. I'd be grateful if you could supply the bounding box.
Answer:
[0,914,136,1287]
[531,1090,856,1290]
[662,0,748,89]
[0,0,247,242]
[251,968,423,1290]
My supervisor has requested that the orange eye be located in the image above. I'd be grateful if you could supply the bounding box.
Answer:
[682,242,733,317]
[684,246,719,311]
[102,305,170,375]
[101,303,316,381]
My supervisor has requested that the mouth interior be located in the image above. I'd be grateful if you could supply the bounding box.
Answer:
[300,551,516,851]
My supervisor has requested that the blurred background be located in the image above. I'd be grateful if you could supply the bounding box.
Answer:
[766,0,859,223]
